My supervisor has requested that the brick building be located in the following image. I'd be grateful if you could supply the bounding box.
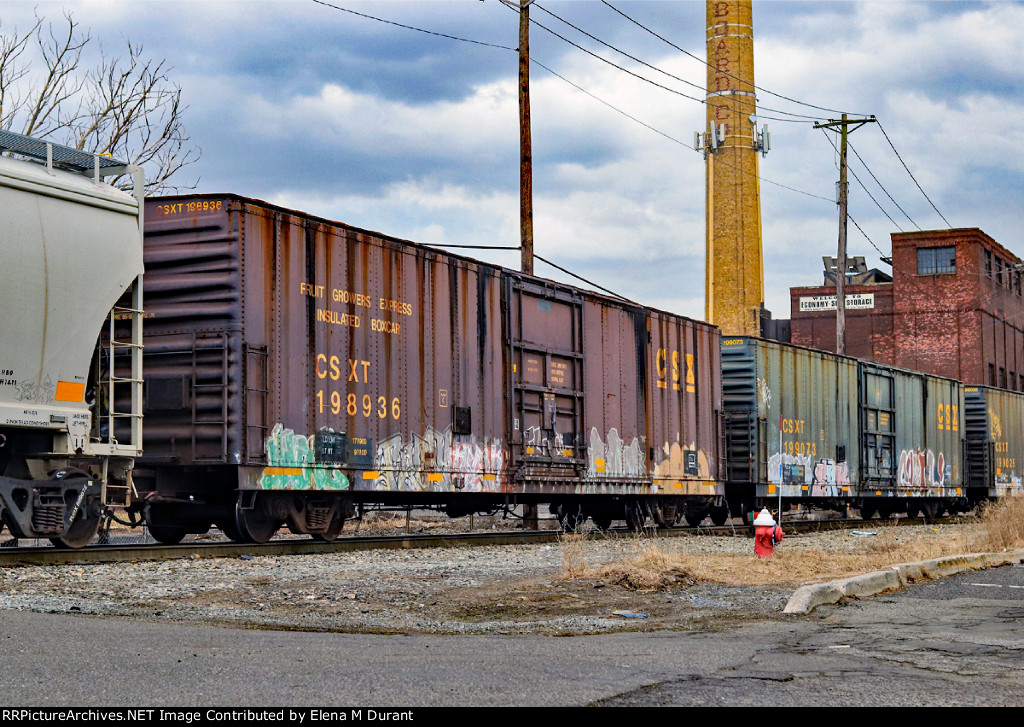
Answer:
[790,229,1024,389]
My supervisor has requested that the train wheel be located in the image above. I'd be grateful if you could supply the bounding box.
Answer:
[684,509,706,527]
[148,524,188,545]
[591,514,613,531]
[311,510,345,542]
[709,507,729,526]
[49,473,101,549]
[233,495,280,544]
[218,518,244,542]
[920,501,939,521]
[625,502,646,532]
[859,502,876,520]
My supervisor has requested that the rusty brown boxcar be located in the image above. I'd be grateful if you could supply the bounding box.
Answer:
[136,195,721,542]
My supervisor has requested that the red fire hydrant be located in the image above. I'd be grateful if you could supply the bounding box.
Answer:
[753,508,783,558]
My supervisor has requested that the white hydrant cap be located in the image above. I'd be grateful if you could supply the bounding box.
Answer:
[753,508,776,526]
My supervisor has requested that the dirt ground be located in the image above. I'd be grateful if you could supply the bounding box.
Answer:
[0,517,1006,636]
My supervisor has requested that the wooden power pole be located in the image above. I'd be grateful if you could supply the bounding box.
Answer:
[518,0,534,276]
[813,114,875,355]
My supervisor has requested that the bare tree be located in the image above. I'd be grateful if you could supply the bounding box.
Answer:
[0,10,198,192]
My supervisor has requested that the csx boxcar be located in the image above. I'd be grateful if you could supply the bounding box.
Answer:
[722,336,966,519]
[965,385,1024,502]
[138,195,721,542]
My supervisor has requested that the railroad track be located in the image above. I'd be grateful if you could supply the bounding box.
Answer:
[0,514,963,567]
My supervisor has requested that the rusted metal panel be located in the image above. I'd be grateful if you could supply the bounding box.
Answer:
[721,337,860,500]
[859,361,963,499]
[965,385,1024,499]
[143,196,507,495]
[580,298,646,483]
[506,278,584,478]
[646,311,721,496]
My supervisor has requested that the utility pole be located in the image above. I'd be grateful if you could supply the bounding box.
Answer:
[518,0,534,276]
[814,114,875,355]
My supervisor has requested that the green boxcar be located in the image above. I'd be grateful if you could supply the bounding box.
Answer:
[721,337,860,507]
[859,361,964,510]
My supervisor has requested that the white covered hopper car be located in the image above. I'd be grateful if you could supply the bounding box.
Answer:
[0,130,143,547]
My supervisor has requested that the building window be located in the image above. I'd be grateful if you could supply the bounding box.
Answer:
[997,257,1004,286]
[1000,367,1007,389]
[989,364,996,385]
[1011,372,1017,391]
[986,250,993,278]
[917,246,956,275]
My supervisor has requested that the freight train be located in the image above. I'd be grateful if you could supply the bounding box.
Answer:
[1,133,1021,546]
[128,193,1020,543]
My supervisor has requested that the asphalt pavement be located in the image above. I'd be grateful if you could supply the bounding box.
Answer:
[1,563,1022,707]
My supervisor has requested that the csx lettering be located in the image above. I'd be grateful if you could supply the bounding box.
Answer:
[780,418,805,434]
[655,348,696,393]
[936,403,959,431]
[315,356,371,383]
[348,359,371,382]
[315,355,342,381]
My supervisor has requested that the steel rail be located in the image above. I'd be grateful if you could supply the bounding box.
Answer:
[0,515,963,568]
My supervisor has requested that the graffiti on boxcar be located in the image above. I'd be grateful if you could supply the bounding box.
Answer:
[523,425,570,457]
[897,448,948,488]
[587,428,645,477]
[652,441,711,480]
[811,459,850,496]
[768,452,850,495]
[260,423,350,490]
[757,378,771,410]
[373,426,505,492]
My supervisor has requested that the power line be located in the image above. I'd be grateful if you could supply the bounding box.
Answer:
[532,2,817,123]
[599,0,867,119]
[535,254,636,304]
[876,119,952,228]
[819,128,904,233]
[310,0,515,51]
[312,0,833,205]
[848,141,922,231]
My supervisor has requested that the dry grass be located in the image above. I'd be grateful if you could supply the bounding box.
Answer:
[559,499,1024,591]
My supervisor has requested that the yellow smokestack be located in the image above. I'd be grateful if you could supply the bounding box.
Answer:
[705,0,764,335]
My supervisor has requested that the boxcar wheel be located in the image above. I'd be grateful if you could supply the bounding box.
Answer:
[859,503,877,520]
[311,510,345,542]
[234,496,281,544]
[625,503,646,532]
[148,524,188,545]
[710,507,729,526]
[49,473,101,549]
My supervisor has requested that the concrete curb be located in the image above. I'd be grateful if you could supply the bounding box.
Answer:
[783,548,1024,614]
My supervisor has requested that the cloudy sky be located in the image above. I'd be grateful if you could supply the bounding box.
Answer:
[4,0,1022,320]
